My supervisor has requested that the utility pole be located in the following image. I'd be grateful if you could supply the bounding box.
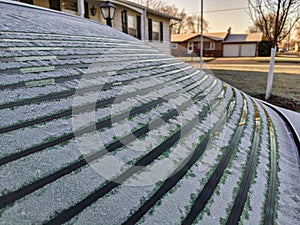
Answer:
[287,19,291,51]
[197,15,200,33]
[200,0,203,73]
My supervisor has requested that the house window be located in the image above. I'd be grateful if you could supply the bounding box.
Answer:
[49,0,61,11]
[121,10,128,34]
[61,0,78,15]
[148,19,163,42]
[171,43,178,49]
[203,42,215,50]
[84,2,89,18]
[121,11,141,40]
[128,15,137,38]
[152,21,160,41]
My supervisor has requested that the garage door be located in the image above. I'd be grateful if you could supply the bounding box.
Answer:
[223,44,239,57]
[240,43,256,57]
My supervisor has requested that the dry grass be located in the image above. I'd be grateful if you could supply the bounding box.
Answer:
[209,69,300,99]
[188,61,300,112]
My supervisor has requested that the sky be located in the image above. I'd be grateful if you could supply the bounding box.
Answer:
[160,0,252,33]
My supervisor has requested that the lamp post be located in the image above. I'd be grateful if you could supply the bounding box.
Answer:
[100,1,116,27]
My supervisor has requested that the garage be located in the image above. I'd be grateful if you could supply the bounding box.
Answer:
[223,43,257,57]
[223,44,240,57]
[240,43,257,56]
[222,33,262,57]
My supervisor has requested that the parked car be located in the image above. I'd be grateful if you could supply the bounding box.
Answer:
[279,48,287,53]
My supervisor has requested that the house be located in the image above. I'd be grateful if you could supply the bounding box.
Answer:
[16,0,181,54]
[171,32,228,57]
[295,40,300,52]
[171,31,263,57]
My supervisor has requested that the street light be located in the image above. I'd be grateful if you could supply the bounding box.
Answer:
[100,1,116,27]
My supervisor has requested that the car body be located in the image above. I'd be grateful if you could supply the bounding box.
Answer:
[0,1,299,225]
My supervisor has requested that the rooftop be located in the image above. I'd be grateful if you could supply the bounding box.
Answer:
[171,33,200,42]
[171,32,263,43]
[223,33,263,43]
[171,32,228,42]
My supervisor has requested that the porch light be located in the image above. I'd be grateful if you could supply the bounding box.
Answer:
[100,1,116,27]
[90,6,97,16]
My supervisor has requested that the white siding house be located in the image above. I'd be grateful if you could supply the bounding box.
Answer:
[17,0,181,54]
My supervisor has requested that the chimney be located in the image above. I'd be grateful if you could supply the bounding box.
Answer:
[227,27,231,34]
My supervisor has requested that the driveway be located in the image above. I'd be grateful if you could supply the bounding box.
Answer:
[206,56,300,64]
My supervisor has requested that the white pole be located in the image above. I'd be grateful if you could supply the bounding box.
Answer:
[200,0,203,74]
[265,46,277,100]
[142,9,147,41]
[77,0,85,18]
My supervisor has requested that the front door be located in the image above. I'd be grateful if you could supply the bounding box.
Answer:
[187,42,194,54]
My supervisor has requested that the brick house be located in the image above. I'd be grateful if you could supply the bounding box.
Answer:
[171,32,262,57]
[171,32,228,57]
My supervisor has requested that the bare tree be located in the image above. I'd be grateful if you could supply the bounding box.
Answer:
[168,7,188,34]
[133,0,209,34]
[248,25,259,33]
[248,0,300,46]
[178,14,209,34]
[158,4,209,34]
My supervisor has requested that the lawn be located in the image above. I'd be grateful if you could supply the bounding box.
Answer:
[188,61,300,112]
